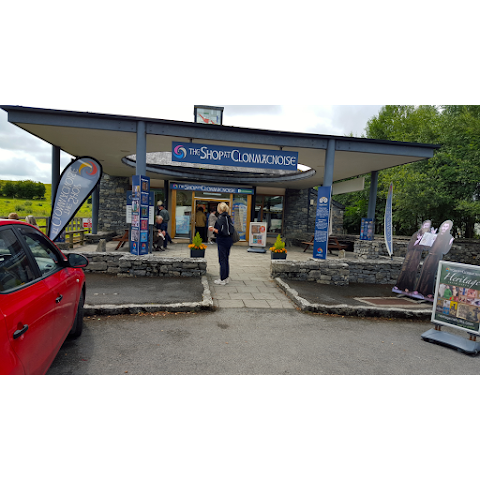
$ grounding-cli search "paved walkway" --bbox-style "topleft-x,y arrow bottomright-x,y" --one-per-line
207,245 -> 295,310
74,239 -> 332,310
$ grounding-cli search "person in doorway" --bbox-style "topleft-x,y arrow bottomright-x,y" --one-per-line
157,202 -> 174,246
195,206 -> 207,242
209,202 -> 234,286
207,207 -> 217,244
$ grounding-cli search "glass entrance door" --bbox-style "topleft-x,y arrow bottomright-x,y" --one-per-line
192,199 -> 229,243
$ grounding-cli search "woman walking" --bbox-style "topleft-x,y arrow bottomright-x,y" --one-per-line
209,202 -> 233,286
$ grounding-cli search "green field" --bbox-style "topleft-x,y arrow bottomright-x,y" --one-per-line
0,184 -> 92,219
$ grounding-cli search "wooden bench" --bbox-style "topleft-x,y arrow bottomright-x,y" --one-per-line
302,235 -> 348,255
113,230 -> 129,250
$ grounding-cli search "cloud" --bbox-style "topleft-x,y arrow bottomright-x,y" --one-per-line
222,105 -> 283,116
330,105 -> 383,137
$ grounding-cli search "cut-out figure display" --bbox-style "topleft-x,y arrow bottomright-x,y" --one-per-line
393,220 -> 432,294
414,220 -> 454,300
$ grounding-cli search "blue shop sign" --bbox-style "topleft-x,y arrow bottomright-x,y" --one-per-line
171,183 -> 254,195
172,141 -> 298,171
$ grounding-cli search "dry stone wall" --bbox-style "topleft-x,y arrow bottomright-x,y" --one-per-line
74,252 -> 206,278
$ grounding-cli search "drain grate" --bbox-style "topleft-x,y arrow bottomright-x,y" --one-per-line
355,297 -> 426,307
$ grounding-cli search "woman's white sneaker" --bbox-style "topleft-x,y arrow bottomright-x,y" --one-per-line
214,279 -> 226,286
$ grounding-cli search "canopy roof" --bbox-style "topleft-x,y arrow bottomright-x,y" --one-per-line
1,106 -> 440,189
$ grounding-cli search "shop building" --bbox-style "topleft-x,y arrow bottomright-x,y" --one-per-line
1,106 -> 440,245
96,152 -> 346,243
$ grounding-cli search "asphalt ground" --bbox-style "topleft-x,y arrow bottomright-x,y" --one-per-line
85,273 -> 204,306
47,308 -> 480,375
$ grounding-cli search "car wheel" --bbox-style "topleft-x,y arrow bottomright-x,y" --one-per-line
68,291 -> 84,339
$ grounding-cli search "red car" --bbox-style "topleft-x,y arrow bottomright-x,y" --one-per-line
0,219 -> 88,374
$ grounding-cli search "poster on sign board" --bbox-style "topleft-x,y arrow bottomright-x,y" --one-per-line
249,223 -> 267,248
432,261 -> 480,334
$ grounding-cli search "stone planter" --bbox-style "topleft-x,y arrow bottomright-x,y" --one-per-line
190,249 -> 205,258
271,252 -> 287,260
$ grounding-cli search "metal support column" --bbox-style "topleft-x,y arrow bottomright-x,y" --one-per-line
51,146 -> 61,208
367,171 -> 379,220
323,139 -> 336,187
92,185 -> 100,234
136,121 -> 147,177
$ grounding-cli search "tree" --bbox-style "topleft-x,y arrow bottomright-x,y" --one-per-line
2,181 -> 16,198
334,105 -> 480,237
0,180 -> 46,199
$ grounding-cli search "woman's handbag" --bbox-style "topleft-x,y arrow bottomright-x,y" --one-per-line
228,217 -> 241,243
231,227 -> 240,243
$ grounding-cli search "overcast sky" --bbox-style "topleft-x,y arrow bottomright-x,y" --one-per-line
0,105 -> 383,183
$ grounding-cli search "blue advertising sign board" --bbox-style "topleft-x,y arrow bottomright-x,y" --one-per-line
384,183 -> 394,256
313,186 -> 332,260
171,182 -> 254,195
360,218 -> 374,241
172,142 -> 298,171
49,157 -> 103,241
130,175 -> 150,256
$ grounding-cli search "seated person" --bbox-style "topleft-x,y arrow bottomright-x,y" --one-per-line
153,216 -> 167,251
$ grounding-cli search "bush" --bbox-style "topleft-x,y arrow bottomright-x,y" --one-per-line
270,235 -> 287,253
14,203 -> 26,212
1,180 -> 46,199
189,232 -> 207,250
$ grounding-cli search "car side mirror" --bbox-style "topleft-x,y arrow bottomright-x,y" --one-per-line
67,253 -> 89,268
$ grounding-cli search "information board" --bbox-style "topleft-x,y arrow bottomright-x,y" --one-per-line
130,176 -> 150,256
432,261 -> 480,334
313,186 -> 332,260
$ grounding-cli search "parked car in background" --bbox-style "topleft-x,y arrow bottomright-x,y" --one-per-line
0,219 -> 88,374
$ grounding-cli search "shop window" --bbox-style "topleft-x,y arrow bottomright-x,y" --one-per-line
152,189 -> 165,211
175,191 -> 192,238
254,195 -> 284,235
232,195 -> 248,241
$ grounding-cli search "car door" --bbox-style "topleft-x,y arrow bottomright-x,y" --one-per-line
17,225 -> 78,355
0,225 -> 56,375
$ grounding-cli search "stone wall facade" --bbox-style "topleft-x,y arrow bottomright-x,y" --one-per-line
284,188 -> 344,245
78,252 -> 206,277
98,174 -> 130,233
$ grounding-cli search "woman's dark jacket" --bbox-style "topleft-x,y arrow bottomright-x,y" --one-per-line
214,213 -> 234,238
